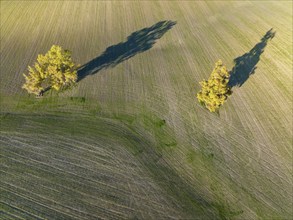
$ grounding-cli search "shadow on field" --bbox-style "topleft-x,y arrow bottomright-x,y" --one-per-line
229,28 -> 275,87
77,20 -> 176,81
120,123 -> 219,218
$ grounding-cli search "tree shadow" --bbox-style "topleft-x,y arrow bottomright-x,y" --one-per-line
77,20 -> 177,81
228,28 -> 276,87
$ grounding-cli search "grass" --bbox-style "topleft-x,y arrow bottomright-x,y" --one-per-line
0,1 -> 292,219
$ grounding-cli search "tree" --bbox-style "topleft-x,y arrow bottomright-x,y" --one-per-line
22,45 -> 77,96
197,60 -> 232,112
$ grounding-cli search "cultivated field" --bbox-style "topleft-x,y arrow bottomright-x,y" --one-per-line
0,1 -> 292,219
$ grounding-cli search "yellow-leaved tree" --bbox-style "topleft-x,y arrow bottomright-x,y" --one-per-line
197,60 -> 232,112
22,45 -> 77,96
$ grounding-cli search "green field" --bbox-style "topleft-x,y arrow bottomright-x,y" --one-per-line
0,1 -> 292,219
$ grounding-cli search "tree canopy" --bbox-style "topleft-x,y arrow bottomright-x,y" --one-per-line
22,45 -> 77,96
197,60 -> 232,112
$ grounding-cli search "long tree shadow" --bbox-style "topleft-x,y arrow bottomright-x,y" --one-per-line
77,20 -> 176,81
229,28 -> 275,87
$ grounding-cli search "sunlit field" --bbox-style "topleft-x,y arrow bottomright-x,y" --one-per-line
1,1 -> 292,219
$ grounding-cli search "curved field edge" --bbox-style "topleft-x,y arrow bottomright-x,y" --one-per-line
0,107 -> 291,219
0,111 -> 227,219
1,1 -> 292,219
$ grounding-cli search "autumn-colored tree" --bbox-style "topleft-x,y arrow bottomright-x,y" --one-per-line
197,60 -> 232,112
22,45 -> 77,96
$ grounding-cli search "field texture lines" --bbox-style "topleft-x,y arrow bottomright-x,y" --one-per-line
1,1 -> 292,219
